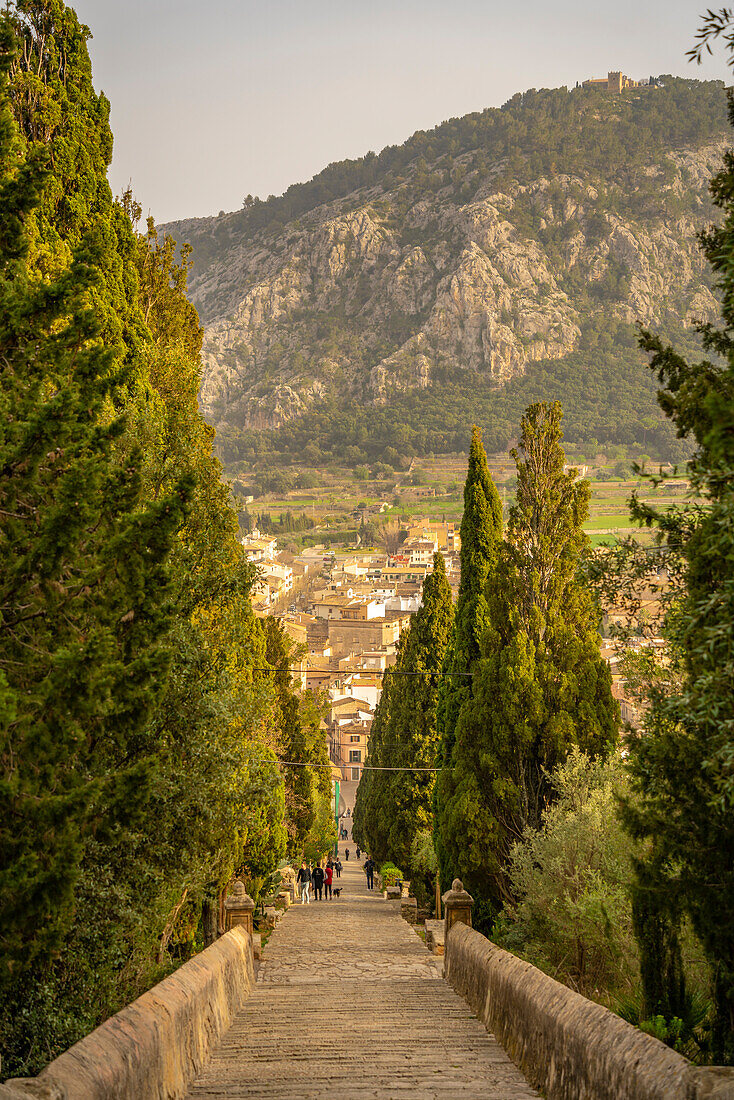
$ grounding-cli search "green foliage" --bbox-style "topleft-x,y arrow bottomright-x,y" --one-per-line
263,617 -> 330,857
410,829 -> 438,879
352,554 -> 453,873
409,828 -> 439,910
617,991 -> 711,1063
0,14 -> 187,995
435,406 -> 618,920
378,863 -> 404,888
0,2 -> 295,1075
433,427 -> 502,893
619,87 -> 734,1062
300,786 -> 337,864
498,750 -> 636,999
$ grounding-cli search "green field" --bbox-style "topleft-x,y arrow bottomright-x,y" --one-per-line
239,457 -> 694,551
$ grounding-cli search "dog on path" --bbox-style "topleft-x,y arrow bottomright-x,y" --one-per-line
333,887 -> 342,899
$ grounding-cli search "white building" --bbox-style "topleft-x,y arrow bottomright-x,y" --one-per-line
264,562 -> 293,598
241,530 -> 278,563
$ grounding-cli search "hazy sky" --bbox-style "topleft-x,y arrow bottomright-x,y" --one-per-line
71,1 -> 731,225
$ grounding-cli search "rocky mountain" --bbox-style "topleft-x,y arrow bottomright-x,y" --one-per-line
163,78 -> 729,467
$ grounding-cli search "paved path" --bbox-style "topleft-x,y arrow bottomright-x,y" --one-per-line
186,844 -> 539,1099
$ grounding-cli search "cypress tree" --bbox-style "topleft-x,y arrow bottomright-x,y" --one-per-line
352,680 -> 387,858
264,617 -> 331,857
477,403 -> 617,907
435,404 -> 617,921
353,554 -> 453,872
433,427 -> 502,888
619,76 -> 734,1057
0,18 -> 186,992
1,2 -> 294,1071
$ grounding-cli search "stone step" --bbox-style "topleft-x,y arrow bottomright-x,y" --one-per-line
185,847 -> 539,1099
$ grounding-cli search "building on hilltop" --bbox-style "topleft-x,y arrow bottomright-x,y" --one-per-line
582,71 -> 644,94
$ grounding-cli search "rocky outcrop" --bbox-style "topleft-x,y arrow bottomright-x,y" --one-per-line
166,124 -> 725,436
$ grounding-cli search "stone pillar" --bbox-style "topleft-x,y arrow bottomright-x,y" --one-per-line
223,879 -> 255,936
400,879 -> 411,898
442,878 -> 473,943
401,897 -> 418,925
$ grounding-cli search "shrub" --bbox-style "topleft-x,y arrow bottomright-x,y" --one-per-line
378,862 -> 404,888
410,829 -> 439,912
496,748 -> 638,1001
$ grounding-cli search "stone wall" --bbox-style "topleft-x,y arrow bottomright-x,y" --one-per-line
445,922 -> 734,1100
0,927 -> 255,1100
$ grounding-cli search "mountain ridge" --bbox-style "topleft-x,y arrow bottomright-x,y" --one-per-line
162,78 -> 729,468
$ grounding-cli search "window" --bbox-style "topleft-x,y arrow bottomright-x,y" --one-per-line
350,735 -> 361,743
351,767 -> 361,781
349,750 -> 362,763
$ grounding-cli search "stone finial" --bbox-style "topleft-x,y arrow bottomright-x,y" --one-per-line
223,879 -> 255,936
442,878 -> 474,938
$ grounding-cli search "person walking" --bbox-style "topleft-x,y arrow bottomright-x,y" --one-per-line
335,857 -> 342,879
345,847 -> 350,861
364,856 -> 375,890
296,861 -> 312,904
356,844 -> 361,859
324,861 -> 333,899
312,861 -> 324,901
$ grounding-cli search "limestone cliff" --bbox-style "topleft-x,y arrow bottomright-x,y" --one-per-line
162,80 -> 728,452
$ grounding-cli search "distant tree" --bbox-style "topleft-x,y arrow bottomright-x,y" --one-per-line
353,555 -> 453,874
264,619 -> 330,858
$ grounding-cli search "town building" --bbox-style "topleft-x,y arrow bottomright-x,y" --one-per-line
241,531 -> 278,563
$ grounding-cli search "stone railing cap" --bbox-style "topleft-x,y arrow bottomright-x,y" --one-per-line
442,878 -> 474,905
224,878 -> 255,911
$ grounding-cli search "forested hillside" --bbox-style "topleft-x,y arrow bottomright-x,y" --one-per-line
163,78 -> 729,470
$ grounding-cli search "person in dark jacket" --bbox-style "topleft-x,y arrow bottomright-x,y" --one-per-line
345,848 -> 350,861
312,861 -> 325,900
363,856 -> 375,890
335,857 -> 342,878
296,861 -> 312,904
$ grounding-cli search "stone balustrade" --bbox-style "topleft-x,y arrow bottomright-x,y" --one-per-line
0,926 -> 255,1100
441,882 -> 734,1100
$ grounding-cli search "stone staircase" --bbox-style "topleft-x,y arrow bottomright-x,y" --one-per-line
185,847 -> 539,1099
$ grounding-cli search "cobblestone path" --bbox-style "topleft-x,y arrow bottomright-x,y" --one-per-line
186,844 -> 539,1099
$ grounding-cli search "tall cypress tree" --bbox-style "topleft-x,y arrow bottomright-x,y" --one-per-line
0,18 -> 186,991
1,2 -> 295,1072
435,406 -> 617,922
465,403 -> 617,911
264,617 -> 330,858
352,554 -> 453,870
433,427 -> 502,889
352,692 -> 386,857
